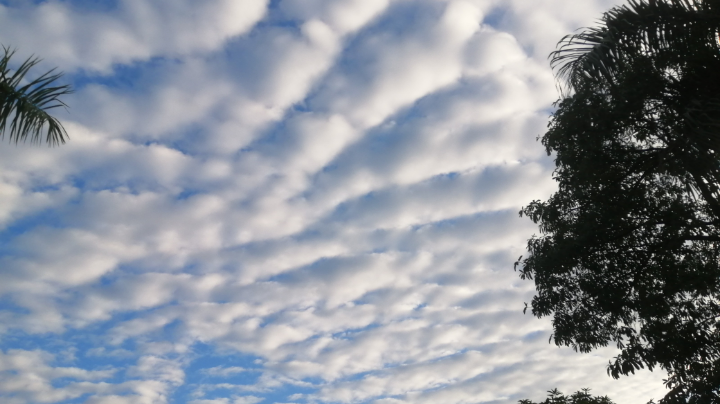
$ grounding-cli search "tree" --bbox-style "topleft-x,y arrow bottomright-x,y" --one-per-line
0,46 -> 71,145
519,388 -> 615,404
515,0 -> 720,402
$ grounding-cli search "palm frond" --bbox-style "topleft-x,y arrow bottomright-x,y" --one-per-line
0,46 -> 72,145
550,0 -> 720,95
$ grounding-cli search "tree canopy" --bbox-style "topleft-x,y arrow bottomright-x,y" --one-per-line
516,0 -> 720,402
0,46 -> 71,145
519,388 -> 615,404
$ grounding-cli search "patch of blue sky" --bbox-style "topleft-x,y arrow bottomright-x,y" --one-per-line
0,294 -> 29,313
184,343 -> 264,372
173,343 -> 271,401
352,0 -> 446,41
42,396 -> 86,404
299,4 -> 457,111
317,170 -> 487,228
291,100 -> 312,114
238,114 -> 295,154
351,290 -> 426,315
257,0 -> 305,33
54,0 -> 119,12
67,56 -> 177,91
482,5 -> 509,29
65,175 -> 168,196
481,248 -> 524,272
186,356 -> 261,382
264,254 -> 358,284
322,195 -> 370,222
522,330 -> 547,343
0,330 -> 137,373
0,208 -> 69,249
144,123 -> 214,158
219,20 -> 309,94
58,175 -> 114,192
172,188 -> 205,201
412,208 -> 514,231
203,382 -> 317,404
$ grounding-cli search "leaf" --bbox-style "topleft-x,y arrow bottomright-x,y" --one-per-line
0,45 -> 72,145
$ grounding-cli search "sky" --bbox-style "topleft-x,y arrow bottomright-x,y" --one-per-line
0,1 -> 670,403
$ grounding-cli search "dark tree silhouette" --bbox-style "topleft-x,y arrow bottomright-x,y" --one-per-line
516,1 -> 720,402
0,46 -> 71,145
520,388 -> 615,404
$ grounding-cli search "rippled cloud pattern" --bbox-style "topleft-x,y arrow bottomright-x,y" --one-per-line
0,1 -> 667,403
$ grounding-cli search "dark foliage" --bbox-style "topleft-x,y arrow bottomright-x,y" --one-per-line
0,46 -> 71,145
519,388 -> 615,404
516,1 -> 720,402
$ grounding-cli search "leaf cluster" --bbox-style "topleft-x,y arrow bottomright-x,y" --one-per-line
519,388 -> 615,404
0,46 -> 71,145
516,1 -> 720,402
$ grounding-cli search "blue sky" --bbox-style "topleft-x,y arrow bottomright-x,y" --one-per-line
0,1 -> 668,403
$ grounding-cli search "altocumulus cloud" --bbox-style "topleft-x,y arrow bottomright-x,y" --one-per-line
0,0 -> 668,403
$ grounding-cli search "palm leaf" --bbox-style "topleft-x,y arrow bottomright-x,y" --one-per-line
0,46 -> 72,145
550,0 -> 720,94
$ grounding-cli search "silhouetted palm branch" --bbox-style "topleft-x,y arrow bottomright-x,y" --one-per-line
550,0 -> 720,94
0,46 -> 72,145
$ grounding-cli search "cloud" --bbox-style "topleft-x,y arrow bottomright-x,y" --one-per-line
203,366 -> 250,377
310,1 -> 484,128
128,356 -> 185,386
278,0 -> 392,36
0,349 -> 115,404
0,0 -> 269,72
189,396 -> 263,404
0,1 -> 672,403
485,0 -> 626,60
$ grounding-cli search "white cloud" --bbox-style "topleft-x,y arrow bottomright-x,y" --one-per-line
311,1 -> 484,128
128,356 -> 185,386
485,0 -> 626,60
189,396 -> 263,404
203,366 -> 250,377
189,396 -> 264,404
279,0 -> 393,35
0,1 -> 672,404
0,349 -> 115,404
0,0 -> 269,72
